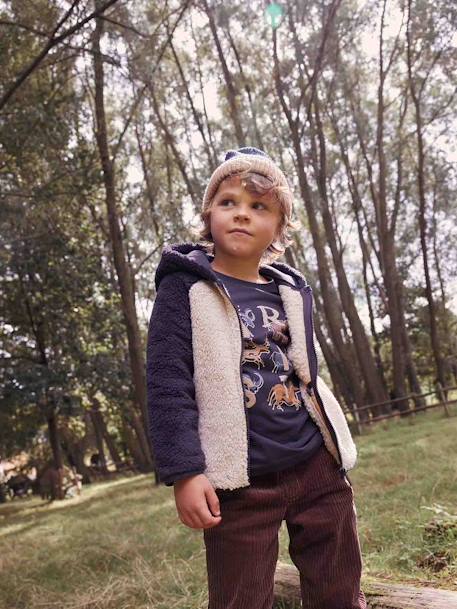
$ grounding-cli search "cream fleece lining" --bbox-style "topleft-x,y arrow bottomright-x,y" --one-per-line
189,279 -> 356,490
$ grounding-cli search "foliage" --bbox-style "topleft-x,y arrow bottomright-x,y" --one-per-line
0,0 -> 456,468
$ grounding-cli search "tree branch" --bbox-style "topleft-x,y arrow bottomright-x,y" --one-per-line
0,0 -> 120,111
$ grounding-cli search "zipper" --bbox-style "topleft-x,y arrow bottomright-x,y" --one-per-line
215,280 -> 251,483
303,285 -> 346,476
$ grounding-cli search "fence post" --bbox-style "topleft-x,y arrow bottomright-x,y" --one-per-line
436,382 -> 450,418
354,404 -> 363,436
408,393 -> 416,424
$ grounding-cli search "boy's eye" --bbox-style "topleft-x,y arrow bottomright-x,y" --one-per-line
219,199 -> 267,210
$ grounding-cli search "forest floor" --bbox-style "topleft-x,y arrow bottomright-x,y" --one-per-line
1,406 -> 456,609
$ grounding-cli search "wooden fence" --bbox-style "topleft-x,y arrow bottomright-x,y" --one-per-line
343,383 -> 457,435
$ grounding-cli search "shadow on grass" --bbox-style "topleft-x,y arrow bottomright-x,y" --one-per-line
0,474 -> 171,539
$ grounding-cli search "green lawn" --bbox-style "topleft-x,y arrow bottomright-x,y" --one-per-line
1,408 -> 456,609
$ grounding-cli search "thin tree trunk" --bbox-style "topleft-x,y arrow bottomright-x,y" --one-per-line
121,415 -> 146,470
146,80 -> 200,208
376,1 -> 416,411
326,93 -> 389,406
310,92 -> 389,412
189,16 -> 218,167
406,0 -> 447,391
431,170 -> 452,395
201,0 -> 244,145
134,123 -> 162,240
168,35 -> 216,171
102,426 -> 122,469
47,409 -> 64,470
222,24 -> 265,150
88,396 -> 122,468
92,3 -> 152,470
89,408 -> 109,475
291,234 -> 364,416
273,23 -> 366,413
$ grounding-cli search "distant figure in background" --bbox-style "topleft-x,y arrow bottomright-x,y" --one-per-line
6,473 -> 33,499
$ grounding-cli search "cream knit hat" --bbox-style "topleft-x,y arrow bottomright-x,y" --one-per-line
201,147 -> 293,217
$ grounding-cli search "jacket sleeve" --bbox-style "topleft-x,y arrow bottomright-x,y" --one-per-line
146,273 -> 206,486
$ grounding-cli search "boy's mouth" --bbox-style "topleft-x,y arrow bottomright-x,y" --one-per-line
229,228 -> 252,236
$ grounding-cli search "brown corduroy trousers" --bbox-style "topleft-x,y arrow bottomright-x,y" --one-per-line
203,444 -> 367,609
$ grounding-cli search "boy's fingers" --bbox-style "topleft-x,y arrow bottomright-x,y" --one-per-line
190,504 -> 219,529
205,486 -> 221,517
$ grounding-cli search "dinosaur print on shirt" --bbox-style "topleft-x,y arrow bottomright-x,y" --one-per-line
214,270 -> 323,476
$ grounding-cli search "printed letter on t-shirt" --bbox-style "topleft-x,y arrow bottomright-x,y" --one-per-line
257,305 -> 280,328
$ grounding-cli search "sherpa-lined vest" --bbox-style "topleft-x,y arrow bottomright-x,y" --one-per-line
146,243 -> 357,491
189,278 -> 356,490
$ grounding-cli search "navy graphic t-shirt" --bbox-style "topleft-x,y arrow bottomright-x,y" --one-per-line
214,270 -> 323,477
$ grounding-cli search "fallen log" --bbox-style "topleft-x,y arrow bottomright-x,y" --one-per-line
274,562 -> 457,608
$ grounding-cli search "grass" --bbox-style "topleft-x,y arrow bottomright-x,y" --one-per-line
352,407 -> 457,591
1,407 -> 456,609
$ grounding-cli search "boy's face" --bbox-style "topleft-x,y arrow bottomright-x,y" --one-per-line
209,175 -> 282,262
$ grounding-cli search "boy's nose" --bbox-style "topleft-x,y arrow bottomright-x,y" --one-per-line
234,212 -> 249,220
234,207 -> 251,220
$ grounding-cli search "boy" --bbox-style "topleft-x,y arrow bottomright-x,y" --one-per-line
147,147 -> 366,609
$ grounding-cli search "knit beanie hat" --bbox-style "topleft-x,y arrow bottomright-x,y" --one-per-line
201,146 -> 293,218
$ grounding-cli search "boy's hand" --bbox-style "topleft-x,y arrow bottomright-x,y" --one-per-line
173,474 -> 222,529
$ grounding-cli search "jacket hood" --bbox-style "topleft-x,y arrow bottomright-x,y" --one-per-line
154,242 -> 308,291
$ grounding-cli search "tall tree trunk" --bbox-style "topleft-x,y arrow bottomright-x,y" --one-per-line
103,426 -> 122,469
89,395 -> 122,469
146,80 -> 200,208
406,0 -> 447,392
190,16 -> 218,167
201,0 -> 244,145
222,24 -> 265,150
89,408 -> 109,475
47,408 -> 64,470
327,92 -> 390,408
121,415 -> 146,470
92,3 -> 153,471
431,171 -> 453,395
168,35 -> 216,171
61,439 -> 93,484
59,413 -> 94,484
375,0 -> 422,411
310,92 -> 389,411
284,246 -> 355,413
273,29 -> 366,413
291,234 -> 367,419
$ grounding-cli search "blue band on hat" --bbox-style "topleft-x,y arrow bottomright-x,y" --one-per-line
224,147 -> 271,162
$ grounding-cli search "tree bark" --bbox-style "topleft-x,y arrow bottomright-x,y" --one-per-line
89,406 -> 109,475
120,415 -> 146,470
89,396 -> 122,468
310,91 -> 389,412
272,4 -> 368,415
273,562 -> 457,609
291,235 -> 366,419
201,0 -> 244,145
373,1 -> 423,411
92,2 -> 153,470
406,0 -> 447,392
47,409 -> 64,470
